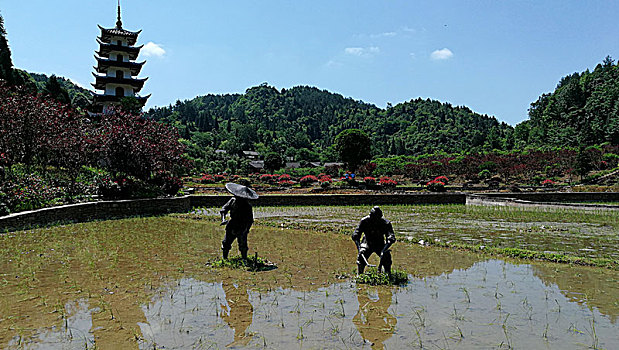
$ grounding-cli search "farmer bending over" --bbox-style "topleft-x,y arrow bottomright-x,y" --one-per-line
220,182 -> 258,260
352,206 -> 396,275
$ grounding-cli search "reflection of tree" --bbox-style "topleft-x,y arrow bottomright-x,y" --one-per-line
353,285 -> 396,349
532,264 -> 619,323
220,282 -> 254,347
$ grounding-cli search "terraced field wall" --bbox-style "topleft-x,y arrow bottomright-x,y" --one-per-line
2,192 -> 617,232
0,193 -> 465,232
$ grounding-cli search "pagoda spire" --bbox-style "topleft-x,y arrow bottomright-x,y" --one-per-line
116,0 -> 123,29
91,0 -> 150,113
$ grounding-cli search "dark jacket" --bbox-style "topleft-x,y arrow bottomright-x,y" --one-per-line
221,197 -> 254,230
352,215 -> 396,249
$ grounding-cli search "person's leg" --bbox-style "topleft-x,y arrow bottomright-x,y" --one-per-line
238,231 -> 248,260
381,250 -> 393,276
356,248 -> 371,274
221,229 -> 237,259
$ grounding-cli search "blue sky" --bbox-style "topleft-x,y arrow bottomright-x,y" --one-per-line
3,1 -> 618,125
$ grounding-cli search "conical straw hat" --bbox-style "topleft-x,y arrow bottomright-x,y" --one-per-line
225,182 -> 259,199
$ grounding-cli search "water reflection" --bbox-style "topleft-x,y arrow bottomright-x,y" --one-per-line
133,260 -> 618,349
6,300 -> 95,350
137,280 -> 233,349
220,282 -> 253,347
532,263 -> 619,323
353,285 -> 396,349
7,260 -> 618,349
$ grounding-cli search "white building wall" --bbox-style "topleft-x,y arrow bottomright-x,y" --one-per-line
104,84 -> 135,96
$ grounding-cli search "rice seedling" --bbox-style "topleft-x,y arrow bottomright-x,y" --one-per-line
587,317 -> 599,349
460,287 -> 470,303
207,255 -> 276,272
354,268 -> 409,286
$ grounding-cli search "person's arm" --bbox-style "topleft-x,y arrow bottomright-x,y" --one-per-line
220,197 -> 235,224
352,220 -> 364,251
386,221 -> 396,245
381,221 -> 396,253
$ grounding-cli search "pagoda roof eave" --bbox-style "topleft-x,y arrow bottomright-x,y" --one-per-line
94,56 -> 146,74
96,38 -> 143,50
98,24 -> 142,37
94,55 -> 145,66
93,92 -> 150,100
92,73 -> 148,91
92,72 -> 148,82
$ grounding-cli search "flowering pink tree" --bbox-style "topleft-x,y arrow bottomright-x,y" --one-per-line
93,110 -> 188,181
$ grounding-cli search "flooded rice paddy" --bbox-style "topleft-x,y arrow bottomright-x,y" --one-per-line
1,205 -> 618,349
224,205 -> 617,261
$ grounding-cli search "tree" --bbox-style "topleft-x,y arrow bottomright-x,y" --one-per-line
264,152 -> 285,173
94,110 -> 188,180
575,147 -> 593,180
42,75 -> 71,105
120,96 -> 143,114
334,129 -> 371,171
0,13 -> 15,85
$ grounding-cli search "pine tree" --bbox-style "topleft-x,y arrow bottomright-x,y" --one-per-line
0,12 -> 15,85
43,75 -> 71,105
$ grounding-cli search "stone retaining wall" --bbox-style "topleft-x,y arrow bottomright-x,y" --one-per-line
191,193 -> 466,208
3,192 -> 616,232
0,197 -> 192,232
0,193 -> 466,232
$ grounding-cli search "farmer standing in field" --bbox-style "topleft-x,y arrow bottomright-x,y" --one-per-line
220,182 -> 259,260
352,206 -> 396,275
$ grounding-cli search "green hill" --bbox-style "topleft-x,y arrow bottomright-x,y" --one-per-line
145,84 -> 514,165
25,72 -> 92,108
515,56 -> 619,148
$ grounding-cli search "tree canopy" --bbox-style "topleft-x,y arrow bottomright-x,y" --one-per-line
515,56 -> 619,148
144,84 -> 514,171
334,129 -> 371,171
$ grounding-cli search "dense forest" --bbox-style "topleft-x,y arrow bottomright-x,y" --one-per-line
144,84 -> 514,170
516,56 -> 619,147
27,72 -> 92,109
142,56 -> 619,173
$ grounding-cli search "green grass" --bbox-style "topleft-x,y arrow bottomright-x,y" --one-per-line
354,267 -> 409,286
423,239 -> 619,270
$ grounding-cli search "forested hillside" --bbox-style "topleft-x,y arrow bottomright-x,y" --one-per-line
515,56 -> 619,147
27,72 -> 92,108
145,84 -> 514,164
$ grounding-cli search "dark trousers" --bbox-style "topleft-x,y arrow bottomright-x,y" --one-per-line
357,246 -> 392,271
222,223 -> 251,256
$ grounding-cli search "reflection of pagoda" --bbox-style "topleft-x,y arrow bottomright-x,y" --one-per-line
91,2 -> 150,112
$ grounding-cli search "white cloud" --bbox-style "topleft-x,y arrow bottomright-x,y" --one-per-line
402,26 -> 416,34
370,31 -> 396,38
326,60 -> 343,68
344,46 -> 380,57
142,42 -> 166,57
430,48 -> 453,60
345,47 -> 364,56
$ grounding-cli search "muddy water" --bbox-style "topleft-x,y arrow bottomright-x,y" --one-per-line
198,205 -> 618,260
1,214 -> 618,349
134,260 -> 619,349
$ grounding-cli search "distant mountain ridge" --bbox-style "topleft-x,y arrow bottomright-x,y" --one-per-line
144,84 -> 514,161
25,71 -> 92,108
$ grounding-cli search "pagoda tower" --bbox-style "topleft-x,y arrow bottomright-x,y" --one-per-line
91,2 -> 150,112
